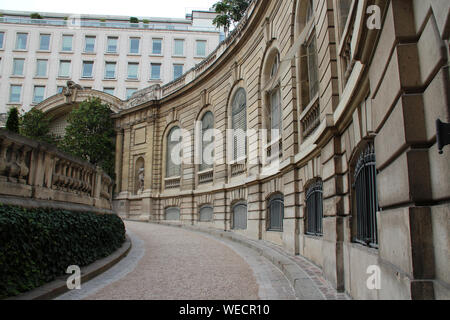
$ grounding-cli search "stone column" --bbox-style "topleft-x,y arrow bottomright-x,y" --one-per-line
114,128 -> 124,194
120,125 -> 131,195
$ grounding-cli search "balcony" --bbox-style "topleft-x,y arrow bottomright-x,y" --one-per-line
198,169 -> 213,184
165,176 -> 180,189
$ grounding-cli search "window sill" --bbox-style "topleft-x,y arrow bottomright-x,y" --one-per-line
350,240 -> 379,253
105,52 -> 119,56
149,78 -> 162,82
36,50 -> 51,53
127,53 -> 141,57
172,55 -> 186,58
10,75 -> 25,79
57,76 -> 71,80
60,51 -> 74,54
33,76 -> 48,80
13,49 -> 28,52
80,77 -> 94,81
7,102 -> 22,105
149,54 -> 163,57
266,229 -> 283,233
82,52 -> 97,55
103,78 -> 117,81
126,78 -> 140,82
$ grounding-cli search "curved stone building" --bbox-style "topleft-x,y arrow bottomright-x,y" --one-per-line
40,0 -> 450,300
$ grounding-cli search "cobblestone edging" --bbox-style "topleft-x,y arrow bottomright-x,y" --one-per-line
7,235 -> 132,300
154,222 -> 350,300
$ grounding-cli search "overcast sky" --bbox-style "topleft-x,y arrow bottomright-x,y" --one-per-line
0,0 -> 218,18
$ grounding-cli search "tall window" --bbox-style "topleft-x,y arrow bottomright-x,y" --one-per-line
174,39 -> 184,56
165,207 -> 180,221
58,60 -> 71,78
33,86 -> 45,104
306,34 -> 319,102
127,62 -> 139,79
337,0 -> 352,38
199,205 -> 213,222
84,36 -> 96,53
306,180 -> 323,236
12,58 -> 25,76
150,63 -> 161,80
82,61 -> 94,78
152,38 -> 162,55
232,88 -> 247,161
268,194 -> 284,231
196,40 -> 206,57
105,62 -> 116,79
232,202 -> 247,230
166,126 -> 182,178
9,85 -> 22,103
107,36 -> 118,53
200,112 -> 214,171
173,64 -> 183,80
39,34 -> 50,51
353,144 -> 379,247
62,35 -> 73,51
15,33 -> 28,50
103,87 -> 115,95
0,32 -> 4,49
269,88 -> 281,141
36,59 -> 48,77
129,37 -> 140,54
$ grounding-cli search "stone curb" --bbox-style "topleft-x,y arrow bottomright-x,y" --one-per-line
151,221 -> 326,300
7,235 -> 132,300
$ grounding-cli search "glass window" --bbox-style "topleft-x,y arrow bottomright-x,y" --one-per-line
84,36 -> 96,52
150,63 -> 161,80
129,37 -> 140,54
232,88 -> 247,160
200,111 -> 214,171
39,34 -> 50,51
232,202 -> 247,230
268,194 -> 284,231
82,61 -> 94,78
12,58 -> 25,76
15,33 -> 28,50
105,62 -> 116,79
57,86 -> 64,94
36,59 -> 48,77
338,0 -> 352,38
166,126 -> 182,177
307,35 -> 319,100
199,205 -> 213,222
196,40 -> 206,57
62,35 -> 73,51
107,36 -> 118,53
9,85 -> 22,103
173,64 -> 183,80
126,88 -> 137,99
174,39 -> 184,56
33,86 -> 45,103
270,89 -> 281,132
152,38 -> 162,55
0,32 -> 4,49
165,207 -> 180,221
59,60 -> 71,77
103,87 -> 115,95
306,180 -> 324,236
127,62 -> 139,79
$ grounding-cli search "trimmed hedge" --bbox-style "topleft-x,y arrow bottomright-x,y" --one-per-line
0,204 -> 126,299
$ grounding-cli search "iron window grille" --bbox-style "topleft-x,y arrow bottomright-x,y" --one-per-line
232,202 -> 247,230
268,194 -> 284,231
353,144 -> 379,248
306,180 -> 323,236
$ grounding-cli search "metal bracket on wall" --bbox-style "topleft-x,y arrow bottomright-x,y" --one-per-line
436,119 -> 450,154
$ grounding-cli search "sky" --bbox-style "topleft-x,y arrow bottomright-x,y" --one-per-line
0,0 -> 218,19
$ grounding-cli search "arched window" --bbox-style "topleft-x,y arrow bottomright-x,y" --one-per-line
166,126 -> 181,178
232,202 -> 247,230
268,194 -> 284,231
199,205 -> 213,222
165,207 -> 180,221
231,88 -> 247,161
353,144 -> 379,247
306,180 -> 323,236
200,111 -> 214,172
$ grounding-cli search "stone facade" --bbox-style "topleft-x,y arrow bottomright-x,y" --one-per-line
39,0 -> 450,300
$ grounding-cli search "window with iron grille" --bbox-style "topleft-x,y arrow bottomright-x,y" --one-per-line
232,88 -> 247,161
306,180 -> 323,236
200,111 -> 214,171
166,126 -> 181,178
199,205 -> 213,222
165,207 -> 180,221
353,144 -> 379,248
268,194 -> 284,231
232,202 -> 247,230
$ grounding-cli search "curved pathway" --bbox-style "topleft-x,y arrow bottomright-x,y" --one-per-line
57,221 -> 295,300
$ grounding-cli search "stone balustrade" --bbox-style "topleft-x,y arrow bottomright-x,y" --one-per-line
0,129 -> 114,213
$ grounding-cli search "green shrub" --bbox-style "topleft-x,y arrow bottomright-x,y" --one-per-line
0,204 -> 126,299
6,106 -> 20,134
129,17 -> 139,23
30,13 -> 43,19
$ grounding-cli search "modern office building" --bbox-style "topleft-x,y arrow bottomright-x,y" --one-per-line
0,9 -> 222,115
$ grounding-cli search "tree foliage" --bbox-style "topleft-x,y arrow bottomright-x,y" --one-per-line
59,97 -> 115,179
19,108 -> 58,144
212,0 -> 250,33
6,106 -> 20,133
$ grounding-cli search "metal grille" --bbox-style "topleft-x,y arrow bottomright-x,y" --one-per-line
353,144 -> 379,247
199,205 -> 213,222
268,194 -> 284,231
232,203 -> 247,230
306,180 -> 323,236
165,207 -> 180,221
